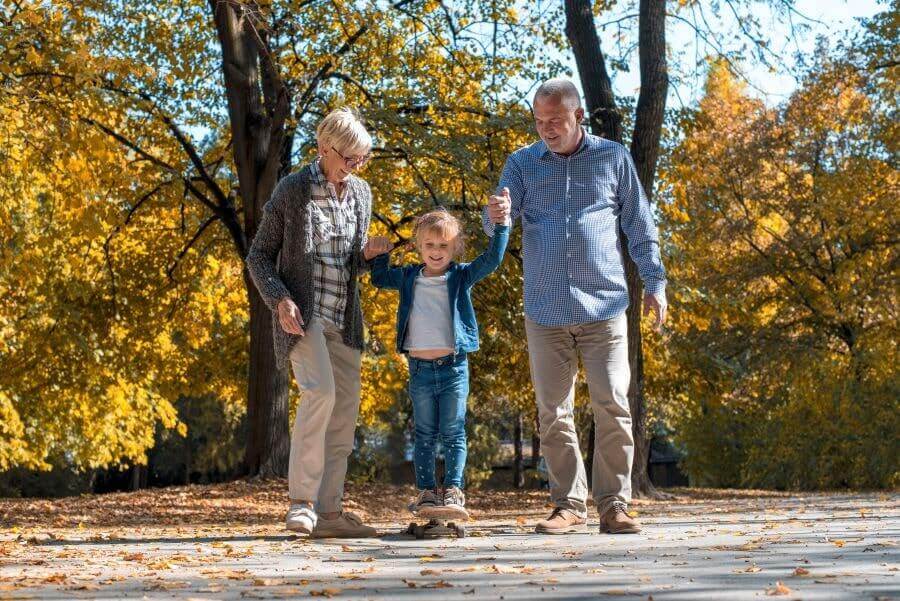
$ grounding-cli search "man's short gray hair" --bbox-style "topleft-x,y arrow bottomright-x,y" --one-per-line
534,78 -> 582,109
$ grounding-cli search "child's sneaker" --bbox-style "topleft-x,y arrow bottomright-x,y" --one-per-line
409,489 -> 442,516
438,486 -> 470,520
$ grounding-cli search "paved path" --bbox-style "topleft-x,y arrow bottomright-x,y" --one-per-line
2,492 -> 897,600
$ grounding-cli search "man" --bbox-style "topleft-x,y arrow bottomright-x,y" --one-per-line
484,78 -> 667,535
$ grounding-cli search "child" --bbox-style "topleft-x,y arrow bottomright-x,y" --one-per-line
363,208 -> 509,519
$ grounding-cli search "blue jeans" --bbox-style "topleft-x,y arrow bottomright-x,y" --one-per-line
407,353 -> 469,489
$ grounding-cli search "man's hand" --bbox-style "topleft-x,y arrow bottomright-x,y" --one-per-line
363,236 -> 394,260
277,297 -> 305,336
643,291 -> 668,333
488,187 -> 512,225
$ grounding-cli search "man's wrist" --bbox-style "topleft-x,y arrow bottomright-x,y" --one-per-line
644,281 -> 666,297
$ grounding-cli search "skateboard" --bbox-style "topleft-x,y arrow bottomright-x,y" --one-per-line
404,503 -> 469,539
405,518 -> 467,539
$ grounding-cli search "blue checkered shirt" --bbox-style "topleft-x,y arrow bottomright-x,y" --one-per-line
482,130 -> 666,327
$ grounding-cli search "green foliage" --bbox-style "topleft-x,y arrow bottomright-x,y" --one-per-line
464,421 -> 503,489
654,12 -> 899,490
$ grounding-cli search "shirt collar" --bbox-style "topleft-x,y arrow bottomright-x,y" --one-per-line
417,263 -> 455,278
311,158 -> 329,186
539,127 -> 591,160
312,158 -> 357,205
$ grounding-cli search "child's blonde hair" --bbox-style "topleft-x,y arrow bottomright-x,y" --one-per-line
413,208 -> 465,257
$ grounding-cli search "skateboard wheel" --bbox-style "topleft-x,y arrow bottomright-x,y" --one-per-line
455,525 -> 466,538
406,523 -> 416,535
414,524 -> 426,539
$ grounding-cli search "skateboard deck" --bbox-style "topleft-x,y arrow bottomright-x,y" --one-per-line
410,503 -> 470,521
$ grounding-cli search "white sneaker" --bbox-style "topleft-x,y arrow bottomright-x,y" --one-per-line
439,486 -> 469,520
286,504 -> 317,534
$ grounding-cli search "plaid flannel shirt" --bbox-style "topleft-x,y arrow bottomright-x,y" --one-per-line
309,159 -> 359,328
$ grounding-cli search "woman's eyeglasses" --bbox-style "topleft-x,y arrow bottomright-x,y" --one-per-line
332,146 -> 371,169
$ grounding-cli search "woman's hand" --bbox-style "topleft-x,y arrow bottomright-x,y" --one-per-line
363,236 -> 394,261
277,297 -> 305,336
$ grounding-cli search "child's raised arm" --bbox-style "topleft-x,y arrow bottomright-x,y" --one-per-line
462,223 -> 509,286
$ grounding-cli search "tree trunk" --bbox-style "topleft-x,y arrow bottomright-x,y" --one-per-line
184,428 -> 192,485
531,413 -> 541,468
564,0 -> 669,498
563,0 -> 623,141
130,464 -> 146,491
513,412 -> 524,488
627,0 -> 669,499
245,282 -> 291,476
585,420 -> 595,489
211,0 -> 292,477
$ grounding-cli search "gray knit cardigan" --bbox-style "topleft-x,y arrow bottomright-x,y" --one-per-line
245,163 -> 372,367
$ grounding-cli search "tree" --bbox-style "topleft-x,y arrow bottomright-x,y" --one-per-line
656,15 -> 898,489
0,0 -> 552,475
563,0 -> 668,497
209,0 -> 292,477
559,0 -> 812,496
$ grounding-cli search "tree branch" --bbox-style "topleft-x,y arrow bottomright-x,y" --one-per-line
166,214 -> 221,283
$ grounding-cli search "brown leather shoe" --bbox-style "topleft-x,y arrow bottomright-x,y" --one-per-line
599,503 -> 641,534
535,508 -> 587,534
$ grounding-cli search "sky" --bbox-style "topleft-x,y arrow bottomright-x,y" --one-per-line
562,0 -> 887,109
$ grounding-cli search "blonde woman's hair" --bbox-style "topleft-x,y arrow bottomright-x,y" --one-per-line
413,208 -> 465,257
316,107 -> 373,155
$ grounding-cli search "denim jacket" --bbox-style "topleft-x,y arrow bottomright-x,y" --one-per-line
370,224 -> 509,355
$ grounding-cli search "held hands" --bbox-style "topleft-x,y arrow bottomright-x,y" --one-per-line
363,236 -> 395,261
277,297 -> 305,336
488,187 -> 512,225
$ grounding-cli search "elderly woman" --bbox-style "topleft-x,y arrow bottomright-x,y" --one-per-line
246,108 -> 377,538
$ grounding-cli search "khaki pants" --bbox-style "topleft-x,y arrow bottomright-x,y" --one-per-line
288,319 -> 362,513
525,313 -> 633,517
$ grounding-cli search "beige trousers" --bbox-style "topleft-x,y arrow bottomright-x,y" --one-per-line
525,312 -> 634,517
288,319 -> 362,513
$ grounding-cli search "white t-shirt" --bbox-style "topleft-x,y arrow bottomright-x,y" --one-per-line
403,270 -> 454,351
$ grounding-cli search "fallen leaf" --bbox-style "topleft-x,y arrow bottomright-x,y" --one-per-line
66,583 -> 100,591
792,567 -> 810,577
419,553 -> 443,562
765,581 -> 792,596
